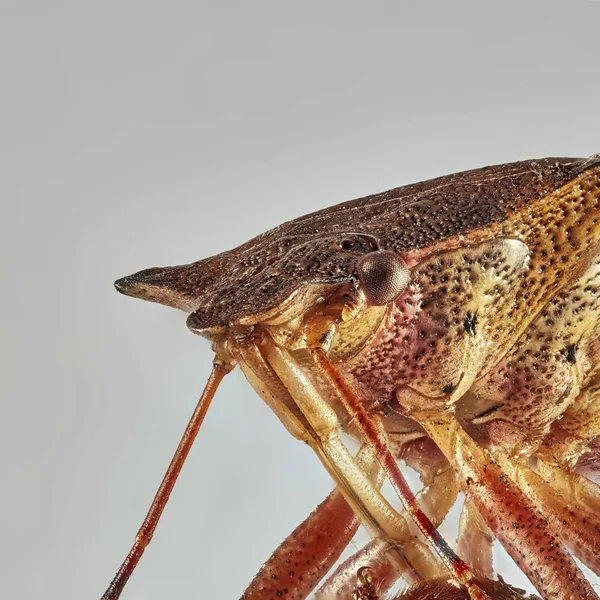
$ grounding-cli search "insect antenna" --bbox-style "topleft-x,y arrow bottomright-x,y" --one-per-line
100,360 -> 232,600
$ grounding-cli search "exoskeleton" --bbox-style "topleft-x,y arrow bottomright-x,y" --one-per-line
101,155 -> 600,600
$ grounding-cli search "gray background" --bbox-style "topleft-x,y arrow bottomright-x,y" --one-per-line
2,1 -> 600,598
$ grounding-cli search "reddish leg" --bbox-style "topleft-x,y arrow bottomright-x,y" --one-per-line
316,536 -> 401,599
419,411 -> 599,600
240,488 -> 359,600
101,363 -> 230,600
311,349 -> 489,600
317,444 -> 461,598
497,453 -> 600,576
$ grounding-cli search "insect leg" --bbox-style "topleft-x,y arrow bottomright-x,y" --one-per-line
496,452 -> 600,576
248,338 -> 443,583
400,437 -> 459,529
538,418 -> 600,516
315,537 -> 399,599
239,487 -> 360,600
100,361 -> 231,600
457,498 -> 494,580
538,456 -> 600,517
311,348 -> 489,600
236,344 -> 395,599
417,410 -> 599,600
316,458 -> 459,599
240,442 -> 385,599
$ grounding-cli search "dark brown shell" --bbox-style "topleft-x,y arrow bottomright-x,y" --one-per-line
114,155 -> 600,332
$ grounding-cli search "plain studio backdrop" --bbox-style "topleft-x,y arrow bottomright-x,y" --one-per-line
2,2 -> 600,599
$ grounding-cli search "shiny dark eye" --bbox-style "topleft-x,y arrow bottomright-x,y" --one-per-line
357,250 -> 409,305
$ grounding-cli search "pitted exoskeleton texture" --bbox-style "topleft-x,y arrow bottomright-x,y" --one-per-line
343,162 -> 600,456
115,156 -> 600,332
346,239 -> 530,401
469,253 -> 600,443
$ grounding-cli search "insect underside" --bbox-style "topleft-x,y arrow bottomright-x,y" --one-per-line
103,156 -> 600,600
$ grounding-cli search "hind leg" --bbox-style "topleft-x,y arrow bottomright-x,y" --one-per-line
400,436 -> 460,529
495,451 -> 600,576
240,487 -> 360,600
537,424 -> 600,517
457,498 -> 494,580
411,406 -> 598,600
315,537 -> 400,600
536,374 -> 600,514
317,446 -> 460,599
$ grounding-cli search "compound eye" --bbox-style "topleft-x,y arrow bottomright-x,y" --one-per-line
357,250 -> 409,306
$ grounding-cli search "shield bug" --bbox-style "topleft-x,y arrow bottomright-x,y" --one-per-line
101,155 -> 600,600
